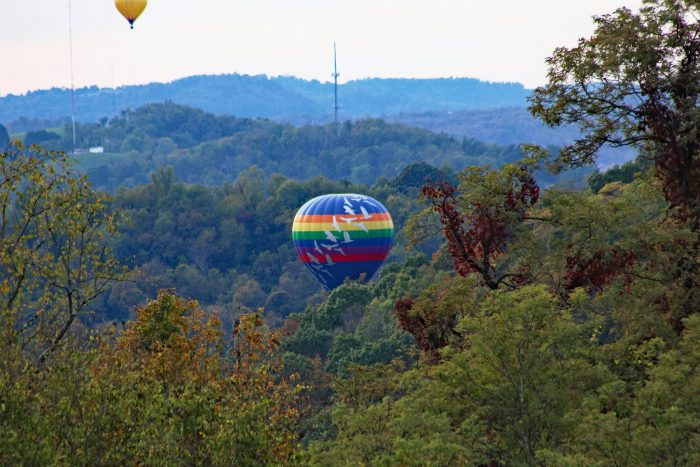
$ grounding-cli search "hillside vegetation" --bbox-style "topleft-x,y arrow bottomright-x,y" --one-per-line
4,0 -> 700,464
3,80 -> 635,168
22,102 -> 594,191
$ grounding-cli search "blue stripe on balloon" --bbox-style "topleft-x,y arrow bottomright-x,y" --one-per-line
304,260 -> 388,290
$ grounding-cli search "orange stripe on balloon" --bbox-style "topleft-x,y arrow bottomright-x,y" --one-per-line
293,212 -> 391,223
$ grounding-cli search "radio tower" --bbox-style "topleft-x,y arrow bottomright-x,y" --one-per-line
333,42 -> 340,126
68,0 -> 77,153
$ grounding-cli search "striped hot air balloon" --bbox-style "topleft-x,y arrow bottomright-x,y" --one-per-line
292,194 -> 394,290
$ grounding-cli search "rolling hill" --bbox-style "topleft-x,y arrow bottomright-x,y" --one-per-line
0,74 -> 530,126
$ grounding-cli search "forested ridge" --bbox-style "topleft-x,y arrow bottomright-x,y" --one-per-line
3,0 -> 700,465
3,75 -> 636,170
0,75 -> 529,124
13,101 -> 591,191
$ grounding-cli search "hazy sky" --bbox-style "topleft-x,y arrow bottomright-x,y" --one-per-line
1,0 -> 642,96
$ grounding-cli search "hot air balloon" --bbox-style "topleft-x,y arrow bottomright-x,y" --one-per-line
292,194 -> 394,290
115,0 -> 147,29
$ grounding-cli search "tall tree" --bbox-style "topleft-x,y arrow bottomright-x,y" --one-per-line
530,0 -> 700,225
411,161 -> 540,290
82,292 -> 301,465
0,143 -> 126,362
530,0 -> 700,330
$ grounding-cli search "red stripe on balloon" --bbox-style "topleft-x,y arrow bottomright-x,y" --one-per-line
297,252 -> 389,264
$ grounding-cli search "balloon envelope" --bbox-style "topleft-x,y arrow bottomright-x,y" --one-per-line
115,0 -> 147,28
292,194 -> 394,290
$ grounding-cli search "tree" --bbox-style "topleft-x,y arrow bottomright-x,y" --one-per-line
448,286 -> 612,465
0,291 -> 303,464
529,0 -> 700,225
389,162 -> 455,193
412,161 -> 540,290
544,314 -> 700,465
81,292 -> 301,464
307,286 -> 611,466
0,143 -> 126,362
587,158 -> 650,193
23,129 -> 61,148
0,124 -> 9,150
392,276 -> 479,361
530,0 -> 700,332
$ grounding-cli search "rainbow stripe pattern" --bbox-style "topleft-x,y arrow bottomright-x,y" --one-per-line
292,193 -> 394,290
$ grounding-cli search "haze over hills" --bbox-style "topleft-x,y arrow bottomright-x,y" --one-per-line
0,74 -> 530,125
387,108 -> 635,168
1,74 -> 635,167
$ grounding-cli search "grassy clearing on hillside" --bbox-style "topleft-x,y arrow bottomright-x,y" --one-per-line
72,152 -> 126,169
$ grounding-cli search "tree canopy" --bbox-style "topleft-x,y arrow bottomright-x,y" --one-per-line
530,0 -> 700,223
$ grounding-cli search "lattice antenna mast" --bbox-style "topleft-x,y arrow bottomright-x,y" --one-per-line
111,61 -> 117,120
333,42 -> 340,125
68,0 -> 77,153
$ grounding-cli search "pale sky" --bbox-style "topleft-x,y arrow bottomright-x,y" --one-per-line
1,0 -> 642,97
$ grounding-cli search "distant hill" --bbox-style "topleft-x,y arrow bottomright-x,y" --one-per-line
0,74 -> 530,126
272,77 -> 530,118
387,108 -> 576,147
1,75 -> 636,168
387,108 -> 637,168
20,102 -> 582,191
57,102 -> 527,191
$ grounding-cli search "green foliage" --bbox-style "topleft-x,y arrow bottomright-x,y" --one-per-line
58,103 -> 547,191
5,2 -> 700,459
452,286 -> 609,464
285,282 -> 374,362
530,0 -> 700,224
284,259 -> 441,373
1,138 -> 699,465
587,158 -> 651,193
541,314 -> 700,466
101,168 -> 423,322
297,144 -> 700,464
306,286 -> 610,465
0,143 -> 126,362
389,162 -> 457,194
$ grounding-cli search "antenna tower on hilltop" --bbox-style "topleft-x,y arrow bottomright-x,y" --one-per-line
68,0 -> 77,153
333,42 -> 340,126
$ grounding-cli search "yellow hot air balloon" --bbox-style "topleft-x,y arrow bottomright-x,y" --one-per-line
115,0 -> 147,29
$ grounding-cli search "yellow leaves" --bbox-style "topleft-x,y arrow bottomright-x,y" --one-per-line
0,280 -> 10,297
629,337 -> 667,368
596,181 -> 626,197
95,291 -> 300,435
1,144 -> 128,361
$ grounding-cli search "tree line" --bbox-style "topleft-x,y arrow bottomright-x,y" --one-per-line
0,75 -> 529,124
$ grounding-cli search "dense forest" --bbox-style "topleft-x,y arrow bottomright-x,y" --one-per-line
3,0 -> 700,464
97,164 -> 438,324
3,87 -> 634,170
14,102 -> 592,191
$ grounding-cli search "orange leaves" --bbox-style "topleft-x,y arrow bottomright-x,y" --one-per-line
97,291 -> 223,386
88,290 -> 301,463
420,165 -> 540,290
